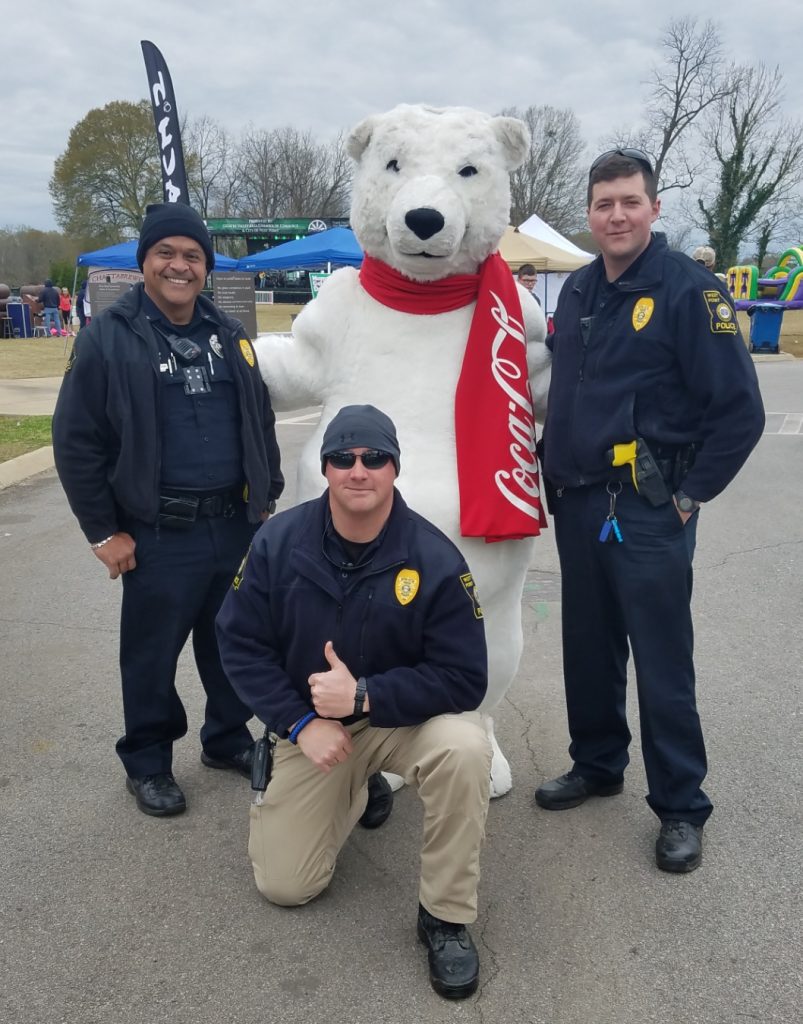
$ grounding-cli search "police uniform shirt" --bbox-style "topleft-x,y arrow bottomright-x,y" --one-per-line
142,293 -> 243,490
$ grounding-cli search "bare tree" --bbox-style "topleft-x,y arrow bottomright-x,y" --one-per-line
185,115 -> 243,219
273,128 -> 352,217
236,126 -> 352,219
237,127 -> 283,219
609,17 -> 733,194
695,64 -> 803,270
500,105 -> 586,233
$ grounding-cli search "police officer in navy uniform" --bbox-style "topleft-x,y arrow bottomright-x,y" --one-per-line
53,203 -> 284,817
216,405 -> 492,1000
534,150 -> 765,872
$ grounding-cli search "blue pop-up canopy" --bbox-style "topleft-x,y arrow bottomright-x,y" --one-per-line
76,239 -> 239,271
237,227 -> 363,271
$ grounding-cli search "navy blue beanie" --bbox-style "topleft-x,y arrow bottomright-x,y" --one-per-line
136,203 -> 214,272
320,405 -> 401,474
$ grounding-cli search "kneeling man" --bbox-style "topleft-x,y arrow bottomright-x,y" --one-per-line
216,404 -> 491,1000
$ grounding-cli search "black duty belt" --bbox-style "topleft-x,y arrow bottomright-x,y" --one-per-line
158,486 -> 241,528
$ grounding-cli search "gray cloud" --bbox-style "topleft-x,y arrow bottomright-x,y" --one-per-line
5,0 -> 802,231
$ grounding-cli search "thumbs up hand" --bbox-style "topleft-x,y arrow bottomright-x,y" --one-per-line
308,641 -> 357,718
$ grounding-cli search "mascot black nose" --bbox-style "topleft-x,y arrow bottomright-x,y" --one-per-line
405,207 -> 445,240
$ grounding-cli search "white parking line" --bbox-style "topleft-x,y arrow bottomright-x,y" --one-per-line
778,413 -> 803,434
277,413 -> 320,425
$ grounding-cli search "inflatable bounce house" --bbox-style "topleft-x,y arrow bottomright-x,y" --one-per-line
726,246 -> 803,352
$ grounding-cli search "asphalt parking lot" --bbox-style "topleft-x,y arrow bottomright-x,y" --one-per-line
0,363 -> 801,1023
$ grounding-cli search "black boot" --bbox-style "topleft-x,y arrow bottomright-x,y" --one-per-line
655,820 -> 703,872
200,743 -> 255,779
534,769 -> 624,810
417,903 -> 479,999
126,773 -> 186,816
358,772 -> 394,829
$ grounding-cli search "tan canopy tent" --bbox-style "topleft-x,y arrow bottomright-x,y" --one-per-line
498,226 -> 592,272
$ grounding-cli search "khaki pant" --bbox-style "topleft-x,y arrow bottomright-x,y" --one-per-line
248,712 -> 491,923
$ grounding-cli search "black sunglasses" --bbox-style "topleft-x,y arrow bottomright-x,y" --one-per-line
326,449 -> 393,470
590,148 -> 654,178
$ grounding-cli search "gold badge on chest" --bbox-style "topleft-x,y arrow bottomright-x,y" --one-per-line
394,569 -> 420,606
632,297 -> 655,332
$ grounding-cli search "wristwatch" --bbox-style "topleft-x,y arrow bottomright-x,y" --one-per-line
674,490 -> 701,514
354,676 -> 367,716
266,500 -> 277,515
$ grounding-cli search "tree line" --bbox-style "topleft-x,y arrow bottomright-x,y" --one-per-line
2,16 -> 800,287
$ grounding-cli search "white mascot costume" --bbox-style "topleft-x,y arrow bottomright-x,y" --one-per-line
254,104 -> 550,796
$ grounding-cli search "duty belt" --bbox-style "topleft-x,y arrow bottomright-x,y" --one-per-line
158,486 -> 241,527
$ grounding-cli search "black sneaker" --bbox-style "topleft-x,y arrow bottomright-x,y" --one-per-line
358,772 -> 394,829
200,743 -> 255,779
534,769 -> 624,810
126,773 -> 186,816
656,820 -> 703,873
417,903 -> 479,999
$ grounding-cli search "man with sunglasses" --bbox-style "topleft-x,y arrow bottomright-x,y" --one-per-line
534,150 -> 764,872
216,404 -> 492,999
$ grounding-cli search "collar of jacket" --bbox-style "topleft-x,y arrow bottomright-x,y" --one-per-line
290,489 -> 410,594
573,232 -> 668,297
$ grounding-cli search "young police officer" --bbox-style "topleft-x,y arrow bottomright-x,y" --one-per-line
53,203 -> 283,817
216,405 -> 491,999
535,150 -> 764,872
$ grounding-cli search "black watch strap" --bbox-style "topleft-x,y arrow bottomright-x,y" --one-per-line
354,676 -> 367,716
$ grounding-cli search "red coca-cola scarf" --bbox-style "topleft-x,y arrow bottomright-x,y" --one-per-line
359,253 -> 544,542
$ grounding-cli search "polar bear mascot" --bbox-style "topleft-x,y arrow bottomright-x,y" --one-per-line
254,104 -> 550,796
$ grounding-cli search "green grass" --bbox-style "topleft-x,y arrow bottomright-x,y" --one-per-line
0,415 -> 53,462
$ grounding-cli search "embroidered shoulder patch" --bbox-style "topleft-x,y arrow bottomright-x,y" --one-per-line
232,546 -> 252,591
631,297 -> 654,332
703,290 -> 737,335
460,572 -> 483,619
239,338 -> 255,366
394,569 -> 420,606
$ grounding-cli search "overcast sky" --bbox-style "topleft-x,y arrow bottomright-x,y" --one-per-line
5,0 -> 803,233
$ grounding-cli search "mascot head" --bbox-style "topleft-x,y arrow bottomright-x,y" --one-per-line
347,104 -> 529,282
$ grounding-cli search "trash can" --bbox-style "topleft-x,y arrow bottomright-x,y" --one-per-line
6,301 -> 32,338
748,303 -> 784,354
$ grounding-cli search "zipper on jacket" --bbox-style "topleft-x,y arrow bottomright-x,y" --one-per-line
358,589 -> 374,672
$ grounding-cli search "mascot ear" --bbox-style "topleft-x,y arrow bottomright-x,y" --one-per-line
347,116 -> 379,162
492,116 -> 531,172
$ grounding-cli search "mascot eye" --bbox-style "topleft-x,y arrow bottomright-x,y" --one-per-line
386,159 -> 400,172
459,165 -> 478,178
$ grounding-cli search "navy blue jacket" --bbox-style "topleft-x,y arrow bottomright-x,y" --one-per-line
544,235 -> 765,502
215,490 -> 488,738
52,284 -> 283,542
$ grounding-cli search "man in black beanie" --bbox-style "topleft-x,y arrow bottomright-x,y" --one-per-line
216,404 -> 492,1001
53,202 -> 283,818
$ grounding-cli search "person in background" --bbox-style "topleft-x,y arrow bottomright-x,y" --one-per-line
516,263 -> 541,306
692,245 -> 716,273
75,280 -> 88,330
59,287 -> 73,335
39,279 -> 64,336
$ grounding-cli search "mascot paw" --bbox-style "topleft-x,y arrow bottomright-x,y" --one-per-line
490,755 -> 513,798
485,717 -> 513,798
381,771 -> 405,792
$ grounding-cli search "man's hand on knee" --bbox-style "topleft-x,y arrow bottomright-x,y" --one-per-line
297,718 -> 353,773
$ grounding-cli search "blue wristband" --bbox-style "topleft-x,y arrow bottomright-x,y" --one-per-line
288,711 -> 317,744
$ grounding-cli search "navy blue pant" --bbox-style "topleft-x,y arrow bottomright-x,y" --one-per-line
116,511 -> 257,778
553,482 -> 712,825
